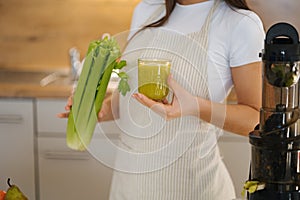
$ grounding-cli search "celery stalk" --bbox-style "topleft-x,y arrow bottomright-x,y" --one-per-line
66,37 -> 130,151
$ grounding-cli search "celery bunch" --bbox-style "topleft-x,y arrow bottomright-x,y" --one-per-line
67,37 -> 130,151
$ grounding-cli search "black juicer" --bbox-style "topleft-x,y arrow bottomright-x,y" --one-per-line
249,22 -> 300,200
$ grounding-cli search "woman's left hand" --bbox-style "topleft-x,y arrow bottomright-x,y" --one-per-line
132,75 -> 199,120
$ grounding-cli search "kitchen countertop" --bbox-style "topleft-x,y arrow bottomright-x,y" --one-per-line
0,69 -> 118,98
0,68 -> 236,101
0,82 -> 71,98
0,69 -> 73,98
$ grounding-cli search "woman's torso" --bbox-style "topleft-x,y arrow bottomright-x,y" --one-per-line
129,0 -> 264,102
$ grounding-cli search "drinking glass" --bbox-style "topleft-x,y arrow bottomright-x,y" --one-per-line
138,58 -> 171,100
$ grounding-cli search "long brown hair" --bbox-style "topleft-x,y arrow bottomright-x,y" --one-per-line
146,0 -> 249,28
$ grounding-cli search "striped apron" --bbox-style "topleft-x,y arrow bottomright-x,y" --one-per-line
109,1 -> 236,199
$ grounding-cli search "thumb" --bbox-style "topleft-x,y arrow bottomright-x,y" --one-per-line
167,74 -> 199,117
167,74 -> 184,96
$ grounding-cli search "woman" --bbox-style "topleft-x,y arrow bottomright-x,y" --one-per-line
60,0 -> 264,199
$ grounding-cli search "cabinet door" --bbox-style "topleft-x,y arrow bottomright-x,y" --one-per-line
36,98 -> 120,200
36,98 -> 121,137
0,98 -> 35,199
218,132 -> 251,199
38,137 -> 116,200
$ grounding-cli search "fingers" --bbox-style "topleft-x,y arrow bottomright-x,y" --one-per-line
161,98 -> 169,104
97,95 -> 113,122
65,96 -> 73,111
132,93 -> 169,119
133,74 -> 197,120
98,109 -> 106,120
57,95 -> 73,118
167,74 -> 184,98
132,75 -> 178,119
132,93 -> 154,106
57,112 -> 69,118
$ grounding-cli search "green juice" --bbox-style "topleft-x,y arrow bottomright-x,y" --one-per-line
138,59 -> 171,100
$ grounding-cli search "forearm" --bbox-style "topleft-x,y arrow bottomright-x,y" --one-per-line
132,69 -> 260,135
197,97 -> 259,136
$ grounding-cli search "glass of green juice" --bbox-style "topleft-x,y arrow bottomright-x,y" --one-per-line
138,58 -> 171,100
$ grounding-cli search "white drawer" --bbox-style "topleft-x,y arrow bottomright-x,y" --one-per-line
36,98 -> 68,134
36,98 -> 121,137
0,98 -> 36,200
38,137 -> 116,200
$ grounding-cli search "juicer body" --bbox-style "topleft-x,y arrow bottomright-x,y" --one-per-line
248,23 -> 300,200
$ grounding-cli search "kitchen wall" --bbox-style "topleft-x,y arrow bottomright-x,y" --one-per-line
247,0 -> 300,31
0,0 -> 299,72
0,0 -> 139,72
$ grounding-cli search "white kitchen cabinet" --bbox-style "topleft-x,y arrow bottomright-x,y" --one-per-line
218,132 -> 251,199
38,137 -> 117,200
0,98 -> 36,200
36,98 -> 120,200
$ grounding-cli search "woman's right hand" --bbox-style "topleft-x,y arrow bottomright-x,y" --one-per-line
97,92 -> 119,122
57,95 -> 73,118
57,91 -> 119,122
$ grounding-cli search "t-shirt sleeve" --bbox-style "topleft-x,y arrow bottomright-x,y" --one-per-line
128,1 -> 164,39
229,12 -> 265,67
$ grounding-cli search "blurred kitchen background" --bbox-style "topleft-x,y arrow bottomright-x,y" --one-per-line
0,0 -> 300,200
0,0 -> 299,72
0,0 -> 140,72
0,0 -> 300,70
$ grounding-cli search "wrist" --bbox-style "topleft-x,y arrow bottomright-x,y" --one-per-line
185,95 -> 201,117
196,97 -> 211,122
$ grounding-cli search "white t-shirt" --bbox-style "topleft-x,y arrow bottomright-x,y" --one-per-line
129,0 -> 265,102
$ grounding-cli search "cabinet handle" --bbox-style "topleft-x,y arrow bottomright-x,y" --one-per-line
0,115 -> 23,124
43,151 -> 90,160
